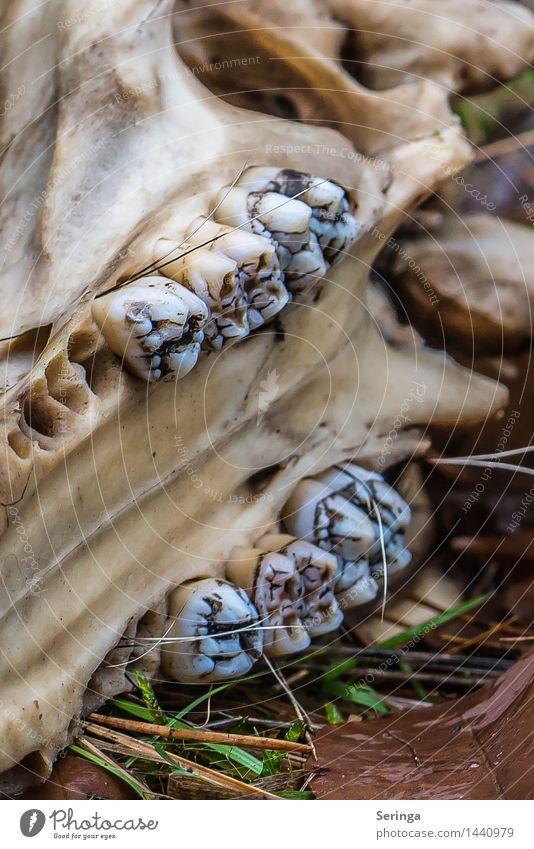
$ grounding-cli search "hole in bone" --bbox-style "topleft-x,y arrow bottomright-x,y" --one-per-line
246,463 -> 284,495
67,326 -> 101,363
339,28 -> 371,87
44,355 -> 91,415
7,429 -> 31,460
22,392 -> 65,439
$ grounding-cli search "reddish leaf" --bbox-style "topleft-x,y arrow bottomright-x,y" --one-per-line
309,651 -> 534,799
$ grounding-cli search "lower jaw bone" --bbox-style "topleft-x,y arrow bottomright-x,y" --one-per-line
160,578 -> 263,683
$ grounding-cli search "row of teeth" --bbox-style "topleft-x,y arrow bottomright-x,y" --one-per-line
158,465 -> 411,683
91,167 -> 358,381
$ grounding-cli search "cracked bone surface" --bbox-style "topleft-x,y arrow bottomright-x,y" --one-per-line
160,578 -> 263,683
0,0 -> 511,790
283,465 -> 413,605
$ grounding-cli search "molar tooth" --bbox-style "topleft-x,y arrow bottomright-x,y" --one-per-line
311,210 -> 359,263
226,547 -> 310,657
337,572 -> 380,608
283,479 -> 375,562
154,240 -> 249,350
284,233 -> 328,292
185,218 -> 290,329
160,578 -> 262,683
257,534 -> 343,637
213,187 -> 312,252
283,466 -> 413,599
91,277 -> 208,382
368,479 -> 412,531
240,167 -> 347,218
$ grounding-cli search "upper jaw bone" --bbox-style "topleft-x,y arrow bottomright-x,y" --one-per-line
160,578 -> 263,683
226,546 -> 311,657
257,534 -> 343,637
91,278 -> 208,382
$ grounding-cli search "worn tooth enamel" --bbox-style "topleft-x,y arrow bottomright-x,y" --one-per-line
91,278 -> 208,382
238,166 -> 358,263
284,233 -> 328,292
154,240 -> 249,350
282,464 -> 413,607
257,534 -> 343,637
368,479 -> 412,531
226,547 -> 310,656
185,218 -> 290,329
284,479 -> 376,562
240,167 -> 347,218
160,578 -> 262,683
337,574 -> 380,608
213,187 -> 312,252
311,210 -> 360,263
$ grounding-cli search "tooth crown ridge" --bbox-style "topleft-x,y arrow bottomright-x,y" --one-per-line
282,464 -> 413,603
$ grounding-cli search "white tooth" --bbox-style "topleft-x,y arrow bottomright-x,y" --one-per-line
284,466 -> 413,598
160,578 -> 262,683
283,479 -> 375,562
250,192 -> 311,249
282,479 -> 330,543
317,494 -> 376,563
318,212 -> 359,263
92,277 -> 208,382
154,239 -> 249,350
258,534 -> 343,637
274,169 -> 347,216
335,559 -> 370,593
284,233 -> 328,292
369,479 -> 412,531
236,166 -> 279,193
241,167 -> 347,218
337,573 -> 380,608
227,547 -> 310,657
185,218 -> 290,330
385,534 -> 412,573
214,188 -> 312,252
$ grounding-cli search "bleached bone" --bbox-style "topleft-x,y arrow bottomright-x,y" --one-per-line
0,0 -> 512,791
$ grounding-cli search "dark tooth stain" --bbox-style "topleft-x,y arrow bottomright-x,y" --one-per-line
274,317 -> 285,341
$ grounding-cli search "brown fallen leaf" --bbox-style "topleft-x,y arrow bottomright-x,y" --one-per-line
18,753 -> 135,801
309,650 -> 534,799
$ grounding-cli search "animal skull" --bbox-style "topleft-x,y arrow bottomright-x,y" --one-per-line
0,0 -> 518,791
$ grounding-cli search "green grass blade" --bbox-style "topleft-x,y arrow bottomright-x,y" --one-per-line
324,702 -> 344,725
376,593 -> 492,650
323,680 -> 389,715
